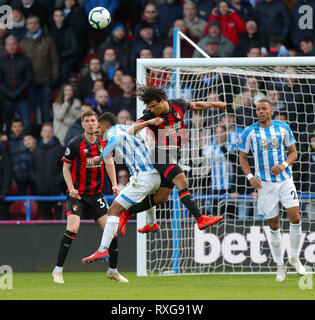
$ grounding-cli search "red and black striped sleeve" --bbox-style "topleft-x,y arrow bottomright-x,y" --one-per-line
62,136 -> 80,164
171,98 -> 193,113
137,109 -> 155,123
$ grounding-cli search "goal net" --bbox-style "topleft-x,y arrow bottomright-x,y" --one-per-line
136,57 -> 315,275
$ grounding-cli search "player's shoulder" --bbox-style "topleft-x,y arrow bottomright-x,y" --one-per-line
169,98 -> 190,108
271,120 -> 292,131
67,134 -> 83,148
242,122 -> 259,137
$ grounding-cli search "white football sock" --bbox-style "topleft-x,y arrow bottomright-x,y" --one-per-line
55,266 -> 63,273
270,228 -> 284,266
99,216 -> 119,252
146,207 -> 156,226
290,222 -> 302,260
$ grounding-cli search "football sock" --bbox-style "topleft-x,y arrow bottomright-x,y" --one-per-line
129,194 -> 155,216
56,230 -> 76,267
99,215 -> 119,252
289,222 -> 302,260
146,206 -> 157,226
108,235 -> 118,269
178,188 -> 202,219
270,228 -> 284,266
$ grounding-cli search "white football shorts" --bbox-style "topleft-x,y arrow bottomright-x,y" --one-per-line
257,177 -> 300,220
115,171 -> 161,209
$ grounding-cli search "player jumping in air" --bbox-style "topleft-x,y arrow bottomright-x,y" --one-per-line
118,84 -> 226,235
81,112 -> 162,263
52,110 -> 128,283
239,99 -> 307,282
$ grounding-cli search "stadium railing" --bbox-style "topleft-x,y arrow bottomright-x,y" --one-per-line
4,193 -> 315,221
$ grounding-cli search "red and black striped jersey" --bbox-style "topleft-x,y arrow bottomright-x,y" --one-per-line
138,99 -> 192,151
62,134 -> 107,195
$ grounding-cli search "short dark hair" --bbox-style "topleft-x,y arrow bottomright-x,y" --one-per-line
98,112 -> 118,126
81,110 -> 98,122
300,36 -> 313,44
135,83 -> 167,104
257,99 -> 272,107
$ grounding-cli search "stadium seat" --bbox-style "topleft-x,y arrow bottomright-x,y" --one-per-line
10,201 -> 39,220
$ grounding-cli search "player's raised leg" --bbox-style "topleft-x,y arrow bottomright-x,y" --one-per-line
52,213 -> 80,284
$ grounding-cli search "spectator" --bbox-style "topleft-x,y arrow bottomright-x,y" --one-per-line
266,86 -> 285,112
299,36 -> 315,56
129,21 -> 164,76
157,0 -> 183,32
246,45 -> 261,57
0,100 -> 9,140
165,19 -> 200,58
19,15 -> 59,124
63,104 -> 92,146
8,119 -> 32,195
203,125 -> 239,218
113,0 -> 142,32
83,79 -> 105,108
268,36 -> 289,57
254,0 -> 291,46
62,0 -> 88,62
244,76 -> 266,105
291,0 -> 315,49
273,111 -> 288,122
9,8 -> 27,41
30,122 -> 65,220
183,1 -> 207,39
97,22 -> 132,74
301,134 -> 315,219
101,47 -> 120,80
53,83 -> 81,146
94,89 -> 111,115
74,57 -> 109,102
17,0 -> 49,28
139,47 -> 154,59
163,46 -> 173,58
204,1 -> 246,47
106,68 -> 124,98
117,167 -> 130,191
133,2 -> 168,41
0,35 -> 33,128
233,89 -> 256,127
193,20 -> 234,57
22,131 -> 36,194
0,145 -> 12,220
111,75 -> 136,119
196,0 -> 216,21
117,109 -> 132,125
205,37 -> 220,57
228,0 -> 256,21
50,8 -> 78,87
233,18 -> 263,57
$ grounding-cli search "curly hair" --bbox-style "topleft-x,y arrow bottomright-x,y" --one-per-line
135,83 -> 167,104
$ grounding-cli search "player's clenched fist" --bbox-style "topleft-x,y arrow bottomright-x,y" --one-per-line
148,117 -> 163,126
69,189 -> 81,200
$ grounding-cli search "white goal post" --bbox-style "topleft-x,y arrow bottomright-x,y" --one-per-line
136,56 -> 315,276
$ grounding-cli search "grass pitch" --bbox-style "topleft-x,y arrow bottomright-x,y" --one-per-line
0,272 -> 314,300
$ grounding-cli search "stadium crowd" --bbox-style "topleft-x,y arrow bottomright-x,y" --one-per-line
0,0 -> 314,220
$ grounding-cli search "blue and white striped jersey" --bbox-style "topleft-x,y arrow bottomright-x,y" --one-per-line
203,140 -> 233,191
238,120 -> 296,182
107,124 -> 156,177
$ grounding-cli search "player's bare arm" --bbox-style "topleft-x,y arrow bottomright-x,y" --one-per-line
191,101 -> 226,111
239,151 -> 262,190
63,161 -> 81,200
271,144 -> 298,175
105,157 -> 120,196
128,117 -> 163,135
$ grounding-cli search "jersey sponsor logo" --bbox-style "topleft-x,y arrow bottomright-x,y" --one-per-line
164,122 -> 181,136
259,138 -> 280,151
86,157 -> 102,168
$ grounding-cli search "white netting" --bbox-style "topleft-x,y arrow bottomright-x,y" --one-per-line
140,63 -> 315,275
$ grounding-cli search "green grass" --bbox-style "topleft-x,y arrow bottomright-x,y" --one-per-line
0,272 -> 314,300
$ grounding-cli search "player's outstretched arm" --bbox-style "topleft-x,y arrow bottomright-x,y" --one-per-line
191,101 -> 226,112
239,151 -> 262,190
128,118 -> 163,135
